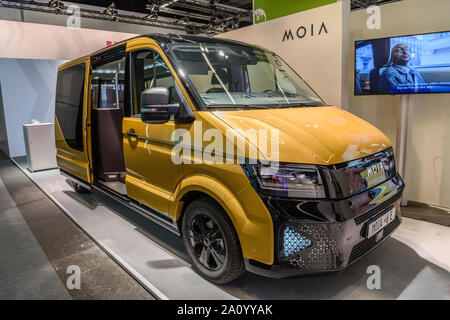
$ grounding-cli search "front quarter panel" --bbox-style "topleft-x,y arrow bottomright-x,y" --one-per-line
171,172 -> 275,265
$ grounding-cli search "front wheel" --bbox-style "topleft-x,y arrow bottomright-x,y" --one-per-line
182,198 -> 245,284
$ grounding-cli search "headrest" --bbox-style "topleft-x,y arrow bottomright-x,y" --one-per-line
211,69 -> 228,85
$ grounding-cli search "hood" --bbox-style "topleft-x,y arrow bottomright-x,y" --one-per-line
211,106 -> 391,165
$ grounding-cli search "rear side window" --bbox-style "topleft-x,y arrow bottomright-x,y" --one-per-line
91,57 -> 126,110
55,64 -> 85,152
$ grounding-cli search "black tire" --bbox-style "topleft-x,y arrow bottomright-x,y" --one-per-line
182,198 -> 245,284
72,181 -> 90,194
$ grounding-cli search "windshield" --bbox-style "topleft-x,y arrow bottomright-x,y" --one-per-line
168,43 -> 325,110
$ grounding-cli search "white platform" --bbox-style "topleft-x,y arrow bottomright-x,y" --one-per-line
12,157 -> 450,300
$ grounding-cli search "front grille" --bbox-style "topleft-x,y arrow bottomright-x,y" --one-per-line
328,148 -> 396,199
348,217 -> 400,265
354,191 -> 402,225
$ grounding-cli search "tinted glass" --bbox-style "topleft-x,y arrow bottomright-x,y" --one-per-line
131,50 -> 154,116
91,58 -> 126,110
131,50 -> 176,116
168,43 -> 324,109
154,54 -> 176,104
55,64 -> 85,151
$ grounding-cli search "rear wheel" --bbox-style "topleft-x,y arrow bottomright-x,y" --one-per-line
182,198 -> 245,284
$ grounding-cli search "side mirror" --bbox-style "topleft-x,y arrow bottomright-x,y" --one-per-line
140,87 -> 180,124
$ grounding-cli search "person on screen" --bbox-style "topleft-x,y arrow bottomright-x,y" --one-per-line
379,44 -> 426,94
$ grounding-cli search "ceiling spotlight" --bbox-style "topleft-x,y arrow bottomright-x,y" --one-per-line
232,15 -> 240,29
48,0 -> 64,14
205,27 -> 216,35
178,16 -> 190,25
104,2 -> 119,22
209,15 -> 218,27
185,24 -> 197,35
161,0 -> 179,9
218,21 -> 228,32
147,12 -> 158,20
146,0 -> 160,13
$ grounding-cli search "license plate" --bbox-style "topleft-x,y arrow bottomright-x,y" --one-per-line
367,207 -> 396,238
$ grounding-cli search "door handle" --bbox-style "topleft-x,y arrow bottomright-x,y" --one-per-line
126,131 -> 138,138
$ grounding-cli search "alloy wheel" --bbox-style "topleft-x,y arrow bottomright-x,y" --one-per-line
188,213 -> 226,271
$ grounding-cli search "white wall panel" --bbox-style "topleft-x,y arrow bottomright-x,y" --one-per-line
348,0 -> 450,208
0,59 -> 64,157
218,1 -> 350,107
0,20 -> 139,60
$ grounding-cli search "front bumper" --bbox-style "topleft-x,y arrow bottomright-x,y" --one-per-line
245,174 -> 404,278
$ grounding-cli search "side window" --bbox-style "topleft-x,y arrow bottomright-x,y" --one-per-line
155,54 -> 176,104
91,57 -> 126,110
130,50 -> 176,117
55,63 -> 86,152
131,50 -> 154,116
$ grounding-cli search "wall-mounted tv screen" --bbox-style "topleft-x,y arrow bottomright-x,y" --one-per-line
355,31 -> 450,95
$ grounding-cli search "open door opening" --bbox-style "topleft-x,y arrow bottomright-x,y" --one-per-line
90,57 -> 128,196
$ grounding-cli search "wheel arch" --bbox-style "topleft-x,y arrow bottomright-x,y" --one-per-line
169,174 -> 274,265
170,174 -> 249,237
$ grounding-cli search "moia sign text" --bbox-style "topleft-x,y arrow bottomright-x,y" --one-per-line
282,22 -> 328,42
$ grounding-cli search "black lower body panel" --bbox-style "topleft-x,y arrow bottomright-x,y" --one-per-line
245,175 -> 404,278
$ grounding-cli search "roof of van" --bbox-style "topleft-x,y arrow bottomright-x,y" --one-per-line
146,33 -> 272,55
59,33 -> 269,70
146,33 -> 252,47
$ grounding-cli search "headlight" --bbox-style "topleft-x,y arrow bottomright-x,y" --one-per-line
247,163 -> 326,198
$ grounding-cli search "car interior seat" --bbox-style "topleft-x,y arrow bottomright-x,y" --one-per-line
92,108 -> 127,182
206,69 -> 228,94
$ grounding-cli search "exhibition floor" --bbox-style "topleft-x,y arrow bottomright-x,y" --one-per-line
1,154 -> 449,300
0,153 -> 154,300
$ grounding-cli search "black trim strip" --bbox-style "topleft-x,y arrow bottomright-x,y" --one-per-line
91,43 -> 127,67
60,169 -> 179,236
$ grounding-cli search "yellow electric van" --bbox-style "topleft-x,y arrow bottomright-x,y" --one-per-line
55,34 -> 404,283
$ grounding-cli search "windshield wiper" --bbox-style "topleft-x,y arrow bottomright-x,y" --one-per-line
276,102 -> 324,108
207,103 -> 323,110
208,104 -> 272,110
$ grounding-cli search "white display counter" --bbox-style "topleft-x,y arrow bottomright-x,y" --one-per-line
23,123 -> 57,172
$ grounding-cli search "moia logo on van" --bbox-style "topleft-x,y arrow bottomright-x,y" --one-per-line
367,162 -> 384,177
170,121 -> 280,168
282,22 -> 329,42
